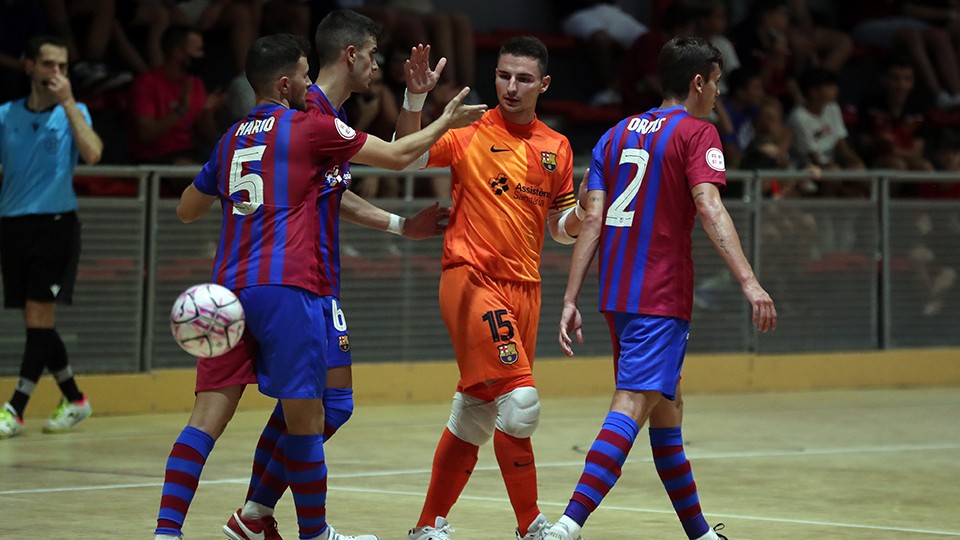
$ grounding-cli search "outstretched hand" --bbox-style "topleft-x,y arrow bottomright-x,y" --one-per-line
404,43 -> 447,95
442,87 -> 486,129
402,201 -> 451,240
558,302 -> 584,357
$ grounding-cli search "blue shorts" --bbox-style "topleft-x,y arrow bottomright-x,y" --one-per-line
605,312 -> 690,400
323,297 -> 352,369
238,285 -> 345,399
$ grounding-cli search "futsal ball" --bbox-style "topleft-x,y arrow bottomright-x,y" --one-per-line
170,283 -> 245,357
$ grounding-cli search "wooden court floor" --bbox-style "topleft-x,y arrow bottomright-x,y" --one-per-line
1,388 -> 959,539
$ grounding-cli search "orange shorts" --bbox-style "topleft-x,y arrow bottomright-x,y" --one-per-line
194,330 -> 259,393
439,264 -> 541,390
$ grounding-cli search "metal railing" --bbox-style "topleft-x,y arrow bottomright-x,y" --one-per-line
0,166 -> 958,375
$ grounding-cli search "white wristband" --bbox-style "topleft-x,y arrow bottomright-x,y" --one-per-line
403,89 -> 427,112
574,202 -> 586,221
387,213 -> 405,235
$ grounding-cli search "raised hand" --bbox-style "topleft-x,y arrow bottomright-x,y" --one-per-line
404,43 -> 447,95
441,87 -> 486,129
402,201 -> 451,239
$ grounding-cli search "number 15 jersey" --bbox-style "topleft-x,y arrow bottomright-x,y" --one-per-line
587,106 -> 726,321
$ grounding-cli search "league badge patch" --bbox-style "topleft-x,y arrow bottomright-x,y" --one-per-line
541,151 -> 557,172
498,342 -> 519,365
338,334 -> 350,352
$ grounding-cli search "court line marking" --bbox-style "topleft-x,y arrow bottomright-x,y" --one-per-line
2,442 -> 960,536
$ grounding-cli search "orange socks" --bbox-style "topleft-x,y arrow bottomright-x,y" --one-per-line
494,430 -> 540,535
417,428 -> 480,527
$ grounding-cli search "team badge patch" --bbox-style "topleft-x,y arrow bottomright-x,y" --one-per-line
705,147 -> 725,172
541,151 -> 557,172
334,117 -> 357,140
338,334 -> 350,352
498,342 -> 519,365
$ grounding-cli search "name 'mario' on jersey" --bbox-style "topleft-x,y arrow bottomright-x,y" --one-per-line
193,103 -> 367,297
588,105 -> 727,321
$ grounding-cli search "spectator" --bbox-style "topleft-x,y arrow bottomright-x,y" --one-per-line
114,0 -> 173,70
788,68 -> 865,174
857,58 -> 933,172
718,66 -> 765,169
847,0 -> 960,109
0,35 -> 101,440
40,0 -> 134,93
128,26 -> 223,168
686,0 -> 741,93
731,0 -> 800,103
386,0 -> 476,91
168,0 -> 260,78
0,0 -> 47,103
787,0 -> 854,73
619,1 -> 694,113
559,0 -> 649,106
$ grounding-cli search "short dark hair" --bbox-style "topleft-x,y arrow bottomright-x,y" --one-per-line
161,26 -> 196,56
798,67 -> 837,95
246,33 -> 311,95
314,9 -> 382,68
658,35 -> 723,101
499,36 -> 549,77
24,35 -> 67,61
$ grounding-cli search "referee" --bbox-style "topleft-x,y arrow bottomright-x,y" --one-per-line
0,35 -> 102,439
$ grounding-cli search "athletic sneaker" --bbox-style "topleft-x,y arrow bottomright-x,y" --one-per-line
408,517 -> 454,540
0,402 -> 23,439
517,514 -> 552,540
322,525 -> 379,540
713,523 -> 728,540
543,521 -> 582,540
223,509 -> 282,539
42,396 -> 92,433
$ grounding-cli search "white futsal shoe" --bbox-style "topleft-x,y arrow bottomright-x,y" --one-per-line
408,517 -> 454,540
517,514 -> 552,540
323,525 -> 379,540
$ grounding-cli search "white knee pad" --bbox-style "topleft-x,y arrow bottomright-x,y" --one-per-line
495,386 -> 541,439
446,392 -> 497,446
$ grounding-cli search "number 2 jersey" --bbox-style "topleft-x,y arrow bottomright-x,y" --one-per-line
194,101 -> 367,297
427,107 -> 576,283
587,106 -> 726,321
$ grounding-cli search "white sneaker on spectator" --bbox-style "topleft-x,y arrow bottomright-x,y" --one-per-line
0,402 -> 23,439
42,396 -> 92,433
408,517 -> 454,540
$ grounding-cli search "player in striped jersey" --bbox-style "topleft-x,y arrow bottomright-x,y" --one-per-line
153,31 -> 483,540
401,36 -> 587,540
546,36 -> 777,540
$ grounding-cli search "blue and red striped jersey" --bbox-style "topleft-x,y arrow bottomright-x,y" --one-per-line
305,84 -> 354,297
587,106 -> 726,321
194,101 -> 367,296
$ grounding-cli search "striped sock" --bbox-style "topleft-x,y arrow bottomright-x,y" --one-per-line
155,426 -> 215,535
249,433 -> 287,510
322,387 -> 354,440
246,402 -> 286,502
564,411 -> 639,526
284,433 -> 328,539
650,426 -> 710,539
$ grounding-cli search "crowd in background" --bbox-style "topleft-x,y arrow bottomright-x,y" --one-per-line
1,0 -> 959,198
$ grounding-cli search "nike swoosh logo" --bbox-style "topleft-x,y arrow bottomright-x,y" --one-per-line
513,460 -> 535,467
490,145 -> 511,153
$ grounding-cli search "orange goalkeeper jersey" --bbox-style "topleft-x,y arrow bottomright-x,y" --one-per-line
427,107 -> 575,283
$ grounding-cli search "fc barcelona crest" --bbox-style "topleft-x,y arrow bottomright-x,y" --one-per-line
541,151 -> 557,172
498,342 -> 519,365
338,334 -> 350,352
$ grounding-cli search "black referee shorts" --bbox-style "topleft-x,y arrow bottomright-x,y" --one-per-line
0,212 -> 81,308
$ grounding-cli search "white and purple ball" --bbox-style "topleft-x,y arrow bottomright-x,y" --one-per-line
170,283 -> 245,357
